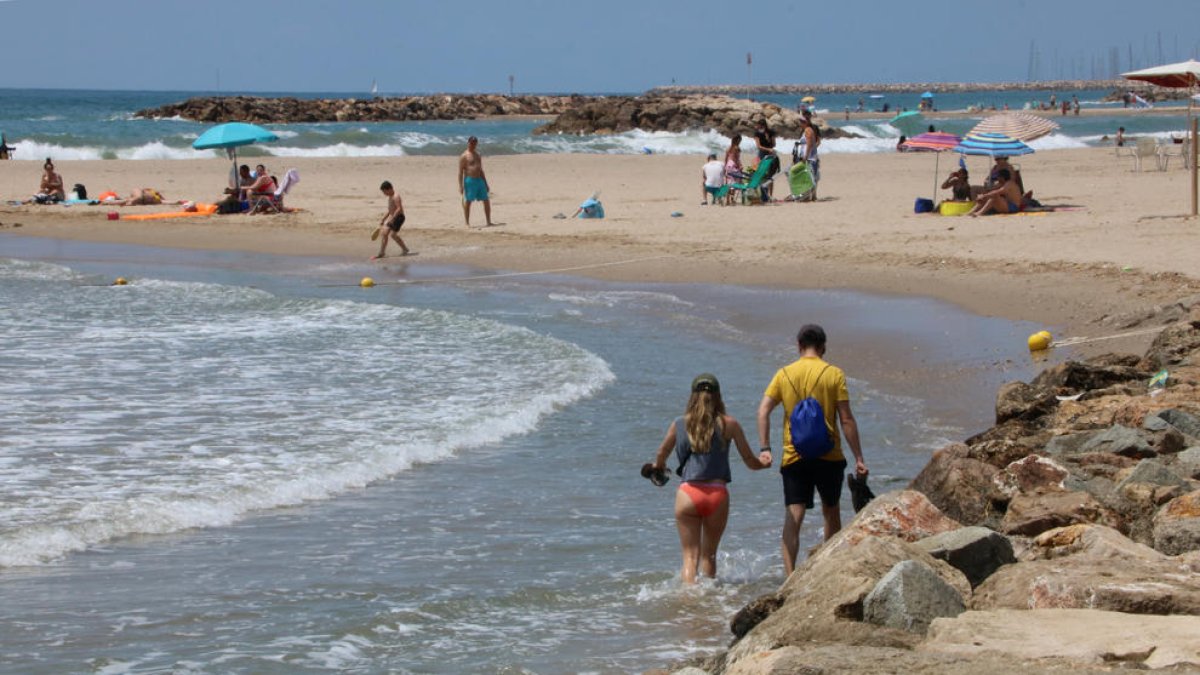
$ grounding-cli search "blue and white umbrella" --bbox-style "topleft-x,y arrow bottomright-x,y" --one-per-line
954,132 -> 1034,157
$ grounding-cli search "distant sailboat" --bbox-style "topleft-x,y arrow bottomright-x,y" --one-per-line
371,79 -> 378,97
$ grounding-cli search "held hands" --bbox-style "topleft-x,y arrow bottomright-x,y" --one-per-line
758,450 -> 773,468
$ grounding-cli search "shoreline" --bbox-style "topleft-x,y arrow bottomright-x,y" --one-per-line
2,149 -> 1197,357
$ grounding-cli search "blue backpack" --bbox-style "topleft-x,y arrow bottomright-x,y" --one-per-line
784,365 -> 833,460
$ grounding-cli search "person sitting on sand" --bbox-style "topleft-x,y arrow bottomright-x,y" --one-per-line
28,158 -> 66,204
968,168 -> 1022,217
648,373 -> 771,584
701,153 -> 725,206
242,164 -> 276,201
940,166 -> 972,202
109,188 -> 185,207
371,180 -> 410,259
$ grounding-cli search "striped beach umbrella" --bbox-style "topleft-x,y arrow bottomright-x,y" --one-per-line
901,131 -> 961,152
901,132 -> 963,201
968,113 -> 1059,142
954,132 -> 1034,157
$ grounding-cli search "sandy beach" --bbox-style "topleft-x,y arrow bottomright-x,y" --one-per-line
4,147 -> 1196,351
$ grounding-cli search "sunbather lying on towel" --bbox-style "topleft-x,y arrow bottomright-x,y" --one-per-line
108,188 -> 185,206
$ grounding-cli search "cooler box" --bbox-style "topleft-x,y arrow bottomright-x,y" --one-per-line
939,200 -> 973,216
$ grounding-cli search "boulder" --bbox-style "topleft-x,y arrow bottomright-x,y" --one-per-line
725,536 -> 966,665
915,526 -> 1015,588
921,609 -> 1200,670
1152,490 -> 1200,555
1031,357 -> 1150,393
1079,425 -> 1157,458
1177,446 -> 1200,479
907,445 -> 1002,527
973,524 -> 1200,614
814,490 -> 963,556
862,560 -> 966,633
998,489 -> 1121,536
993,455 -> 1069,496
1142,318 -> 1200,369
994,381 -> 1055,425
1115,458 -> 1189,493
1156,408 -> 1200,440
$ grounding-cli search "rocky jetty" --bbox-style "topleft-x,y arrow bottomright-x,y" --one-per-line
531,95 -> 856,139
650,79 -> 1130,96
1103,87 -> 1199,104
134,94 -> 588,124
662,295 -> 1200,674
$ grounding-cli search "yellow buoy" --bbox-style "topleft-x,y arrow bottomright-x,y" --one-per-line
360,277 -> 375,288
1037,330 -> 1052,341
1028,332 -> 1051,351
113,277 -> 128,286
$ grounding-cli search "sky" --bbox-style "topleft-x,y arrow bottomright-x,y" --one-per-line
0,0 -> 1197,94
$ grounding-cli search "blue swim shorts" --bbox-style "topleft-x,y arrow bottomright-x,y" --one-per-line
463,176 -> 489,203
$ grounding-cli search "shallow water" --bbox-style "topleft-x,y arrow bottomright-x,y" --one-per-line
0,235 -> 1058,672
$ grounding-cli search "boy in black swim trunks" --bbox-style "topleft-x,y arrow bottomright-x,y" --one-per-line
372,181 -> 410,259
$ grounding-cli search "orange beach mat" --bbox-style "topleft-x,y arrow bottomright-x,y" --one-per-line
120,203 -> 218,221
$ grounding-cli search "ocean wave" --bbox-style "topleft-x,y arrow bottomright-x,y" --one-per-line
7,140 -> 221,161
266,142 -> 407,157
1027,133 -> 1089,150
0,277 -> 614,566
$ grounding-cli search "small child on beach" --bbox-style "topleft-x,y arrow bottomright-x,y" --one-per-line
372,181 -> 410,259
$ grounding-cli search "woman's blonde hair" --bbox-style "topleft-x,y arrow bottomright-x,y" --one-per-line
684,390 -> 725,453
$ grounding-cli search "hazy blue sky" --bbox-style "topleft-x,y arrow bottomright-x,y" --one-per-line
1,0 -> 1197,93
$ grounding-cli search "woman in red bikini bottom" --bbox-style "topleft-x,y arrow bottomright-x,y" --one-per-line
651,373 -> 773,583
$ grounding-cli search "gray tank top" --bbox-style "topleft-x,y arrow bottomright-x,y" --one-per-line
674,416 -> 732,483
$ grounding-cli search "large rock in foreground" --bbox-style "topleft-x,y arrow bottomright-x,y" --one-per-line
922,608 -> 1200,670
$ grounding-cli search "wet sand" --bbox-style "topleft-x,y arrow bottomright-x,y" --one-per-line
2,148 -> 1197,358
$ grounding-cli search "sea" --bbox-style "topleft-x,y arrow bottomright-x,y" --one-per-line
2,87 -> 1087,673
0,87 -> 1194,162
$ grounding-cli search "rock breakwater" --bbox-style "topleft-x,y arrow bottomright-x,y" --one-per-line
135,94 -> 587,124
662,295 -> 1200,675
531,95 -> 856,139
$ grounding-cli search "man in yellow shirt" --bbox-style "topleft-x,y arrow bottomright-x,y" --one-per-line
757,324 -> 868,576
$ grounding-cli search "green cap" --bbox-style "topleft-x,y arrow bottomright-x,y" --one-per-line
691,373 -> 720,393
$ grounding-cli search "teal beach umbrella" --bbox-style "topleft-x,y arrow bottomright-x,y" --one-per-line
890,110 -> 925,137
192,122 -> 280,189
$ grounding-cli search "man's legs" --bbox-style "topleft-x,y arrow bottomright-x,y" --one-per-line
781,503 -> 806,576
390,231 -> 409,255
822,503 -> 842,540
462,199 -> 472,226
482,199 -> 493,226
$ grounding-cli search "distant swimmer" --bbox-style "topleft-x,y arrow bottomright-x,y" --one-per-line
372,180 -> 409,259
458,135 -> 495,227
648,373 -> 771,584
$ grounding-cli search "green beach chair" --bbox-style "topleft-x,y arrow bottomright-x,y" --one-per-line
787,161 -> 815,201
729,154 -> 778,204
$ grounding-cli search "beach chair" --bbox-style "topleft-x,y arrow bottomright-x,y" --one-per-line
786,161 -> 815,201
1158,138 -> 1191,170
729,155 -> 778,204
250,168 -> 300,213
1130,137 -> 1161,172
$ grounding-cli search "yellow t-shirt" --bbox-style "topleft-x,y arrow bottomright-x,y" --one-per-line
764,356 -> 849,466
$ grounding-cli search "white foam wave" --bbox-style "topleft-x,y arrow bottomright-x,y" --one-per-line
266,143 -> 407,158
7,140 -> 221,161
0,277 -> 614,566
1027,133 -> 1089,151
115,141 -> 217,160
10,140 -> 105,161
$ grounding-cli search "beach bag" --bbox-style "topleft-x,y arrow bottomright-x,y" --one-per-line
914,198 -> 934,213
784,365 -> 833,460
73,184 -> 87,200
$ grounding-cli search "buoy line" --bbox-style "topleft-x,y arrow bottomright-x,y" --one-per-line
1051,325 -> 1168,348
321,254 -> 675,288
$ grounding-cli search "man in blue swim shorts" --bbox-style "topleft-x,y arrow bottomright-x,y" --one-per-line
458,136 -> 495,227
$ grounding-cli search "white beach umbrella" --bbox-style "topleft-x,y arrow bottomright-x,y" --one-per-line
1123,59 -> 1200,216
